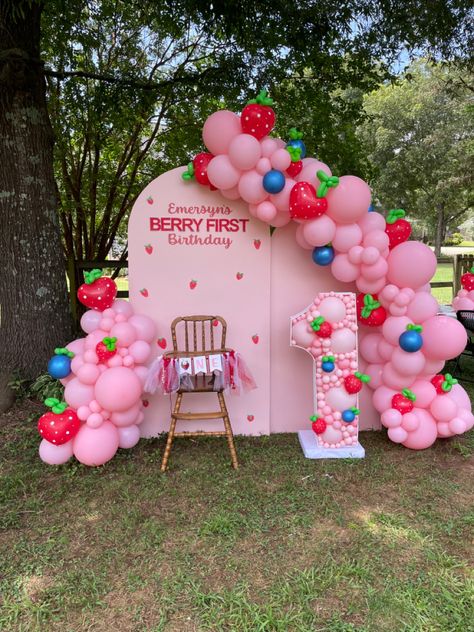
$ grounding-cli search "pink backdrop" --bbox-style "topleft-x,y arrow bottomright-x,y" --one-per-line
128,167 -> 380,436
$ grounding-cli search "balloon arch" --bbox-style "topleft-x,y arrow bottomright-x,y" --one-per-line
37,91 -> 473,466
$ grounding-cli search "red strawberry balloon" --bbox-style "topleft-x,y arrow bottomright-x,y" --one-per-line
310,415 -> 327,435
461,266 -> 474,291
385,209 -> 412,249
77,269 -> 117,312
311,316 -> 332,338
38,398 -> 80,445
241,89 -> 276,140
391,389 -> 416,414
289,170 -> 339,220
356,293 -> 387,327
344,372 -> 371,394
286,160 -> 303,178
431,373 -> 458,394
182,152 -> 216,189
96,336 -> 118,362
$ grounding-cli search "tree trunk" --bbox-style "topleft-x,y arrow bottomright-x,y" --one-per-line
434,204 -> 445,258
0,2 -> 72,409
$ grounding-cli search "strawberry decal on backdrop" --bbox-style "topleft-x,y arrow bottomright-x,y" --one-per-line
38,398 -> 81,445
356,293 -> 387,327
77,269 -> 117,311
384,209 -> 412,249
182,152 -> 216,189
241,89 -> 276,139
289,170 -> 339,220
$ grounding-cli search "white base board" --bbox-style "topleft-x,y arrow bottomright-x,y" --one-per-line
298,429 -> 365,459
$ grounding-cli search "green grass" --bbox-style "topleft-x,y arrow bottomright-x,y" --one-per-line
1,367 -> 473,631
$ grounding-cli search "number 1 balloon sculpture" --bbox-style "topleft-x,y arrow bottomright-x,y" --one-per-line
182,89 -> 473,450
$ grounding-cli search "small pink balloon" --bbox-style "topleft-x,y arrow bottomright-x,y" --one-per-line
94,367 -> 142,412
110,403 -> 141,427
73,421 -> 119,466
381,409 -> 402,428
360,257 -> 388,281
202,110 -> 241,155
356,276 -> 387,295
410,380 -> 437,408
448,384 -> 472,411
430,395 -> 458,422
361,246 -> 379,265
86,412 -> 104,428
295,224 -> 313,250
348,245 -> 364,264
437,421 -> 452,437
70,355 -> 84,374
382,363 -> 415,390
452,296 -> 474,311
358,212 -> 386,233
256,157 -> 272,175
421,315 -> 467,361
373,385 -> 397,413
238,169 -> 267,204
107,354 -> 123,368
123,355 -> 134,367
112,299 -> 134,318
260,138 -> 278,157
100,318 -> 114,331
388,426 -> 408,443
66,337 -> 86,356
360,333 -> 384,363
39,439 -> 73,465
402,409 -> 437,450
331,254 -> 359,282
365,363 -> 383,389
83,350 -> 99,364
220,186 -> 240,200
76,363 -> 100,385
270,148 -> 291,171
129,340 -> 151,364
228,133 -> 261,170
458,408 -> 474,430
449,417 -> 466,435
118,424 -> 141,449
80,310 -> 102,334
270,178 -> 296,212
84,329 -> 108,349
387,242 -> 437,289
207,155 -> 241,190
292,320 -> 315,347
256,201 -> 277,222
128,315 -> 156,343
363,229 -> 390,252
303,215 -> 336,247
378,339 -> 396,361
64,378 -> 95,409
110,322 -> 137,347
115,314 -> 127,323
401,412 -> 419,432
326,176 -> 371,224
271,211 -> 291,227
77,405 -> 91,421
391,348 -> 425,376
332,224 -> 362,252
89,399 -> 101,413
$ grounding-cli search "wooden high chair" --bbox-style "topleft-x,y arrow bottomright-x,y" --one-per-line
160,315 -> 239,471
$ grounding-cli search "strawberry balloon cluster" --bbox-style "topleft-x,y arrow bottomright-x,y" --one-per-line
453,266 -> 474,311
38,292 -> 157,467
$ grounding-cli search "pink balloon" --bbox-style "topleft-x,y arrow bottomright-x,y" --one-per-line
365,363 -> 383,388
112,299 -> 134,318
381,409 -> 402,428
391,348 -> 425,376
331,328 -> 356,353
94,367 -> 142,412
238,169 -> 267,204
80,310 -> 102,334
448,384 -> 472,411
401,412 -> 419,432
83,350 -> 99,364
134,365 -> 149,387
66,338 -> 86,356
449,417 -> 467,435
406,292 -> 439,323
453,296 -> 474,311
295,160 -> 331,187
292,320 -> 315,347
110,403 -> 141,427
70,355 -> 84,374
331,254 -> 359,282
402,409 -> 437,449
118,424 -> 141,449
260,138 -> 278,157
421,357 -> 445,376
202,110 -> 241,155
372,385 -> 397,413
332,224 -> 362,252
363,230 -> 390,252
76,363 -> 100,385
86,412 -> 104,428
59,375 -> 73,387
270,148 -> 291,171
386,242 -> 437,289
39,438 -> 74,465
84,329 -> 108,349
107,355 -> 123,368
388,426 -> 408,443
128,315 -> 156,343
421,315 -> 467,361
270,178 -> 296,212
73,421 -> 119,466
326,176 -> 371,224
430,395 -> 458,422
348,246 -> 363,264
319,297 -> 346,322
271,211 -> 291,227
220,186 -> 240,200
295,224 -> 313,250
410,380 -> 437,408
207,155 -> 241,190
358,212 -> 386,233
356,276 -> 387,295
378,339 -> 396,361
382,363 -> 415,390
360,333 -> 384,363
228,133 -> 261,170
77,405 -> 91,421
360,257 -> 388,281
110,322 -> 137,347
129,340 -> 151,364
256,157 -> 272,175
325,386 -> 357,411
458,408 -> 474,431
256,201 -> 277,222
382,316 -> 412,346
361,246 -> 379,265
303,215 -> 336,247
64,378 -> 95,409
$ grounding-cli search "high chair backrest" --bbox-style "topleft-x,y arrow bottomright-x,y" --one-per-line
170,315 -> 227,356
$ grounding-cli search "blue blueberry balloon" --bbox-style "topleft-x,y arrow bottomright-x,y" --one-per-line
399,327 -> 423,353
342,409 -> 356,423
322,360 -> 335,372
262,169 -> 285,194
312,245 -> 335,266
48,354 -> 72,379
368,204 -> 375,212
287,139 -> 306,158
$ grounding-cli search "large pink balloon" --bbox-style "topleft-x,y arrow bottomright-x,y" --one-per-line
332,224 -> 362,252
402,409 -> 438,450
360,333 -> 384,363
39,438 -> 74,465
406,292 -> 439,323
238,169 -> 267,204
331,254 -> 359,282
118,424 -> 141,449
202,110 -> 241,155
422,315 -> 467,360
256,201 -> 277,222
73,421 -> 119,466
134,365 -> 149,387
386,242 -> 437,289
382,363 -> 415,390
303,215 -> 336,247
94,367 -> 142,412
64,378 -> 95,409
391,348 -> 425,376
207,155 -> 241,190
326,176 -> 371,224
129,340 -> 151,364
128,314 -> 156,343
410,379 -> 437,408
80,311 -> 101,334
372,385 -> 397,413
228,133 -> 261,170
110,322 -> 137,347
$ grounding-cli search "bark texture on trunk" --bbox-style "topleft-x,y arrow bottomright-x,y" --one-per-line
434,204 -> 445,258
0,2 -> 72,397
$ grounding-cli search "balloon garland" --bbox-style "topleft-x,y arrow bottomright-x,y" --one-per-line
38,270 -> 156,466
183,90 -> 473,450
453,266 -> 474,310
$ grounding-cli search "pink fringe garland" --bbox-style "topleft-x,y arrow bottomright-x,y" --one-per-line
144,351 -> 256,395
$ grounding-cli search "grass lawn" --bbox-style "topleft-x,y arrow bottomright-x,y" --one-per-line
1,360 -> 473,631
